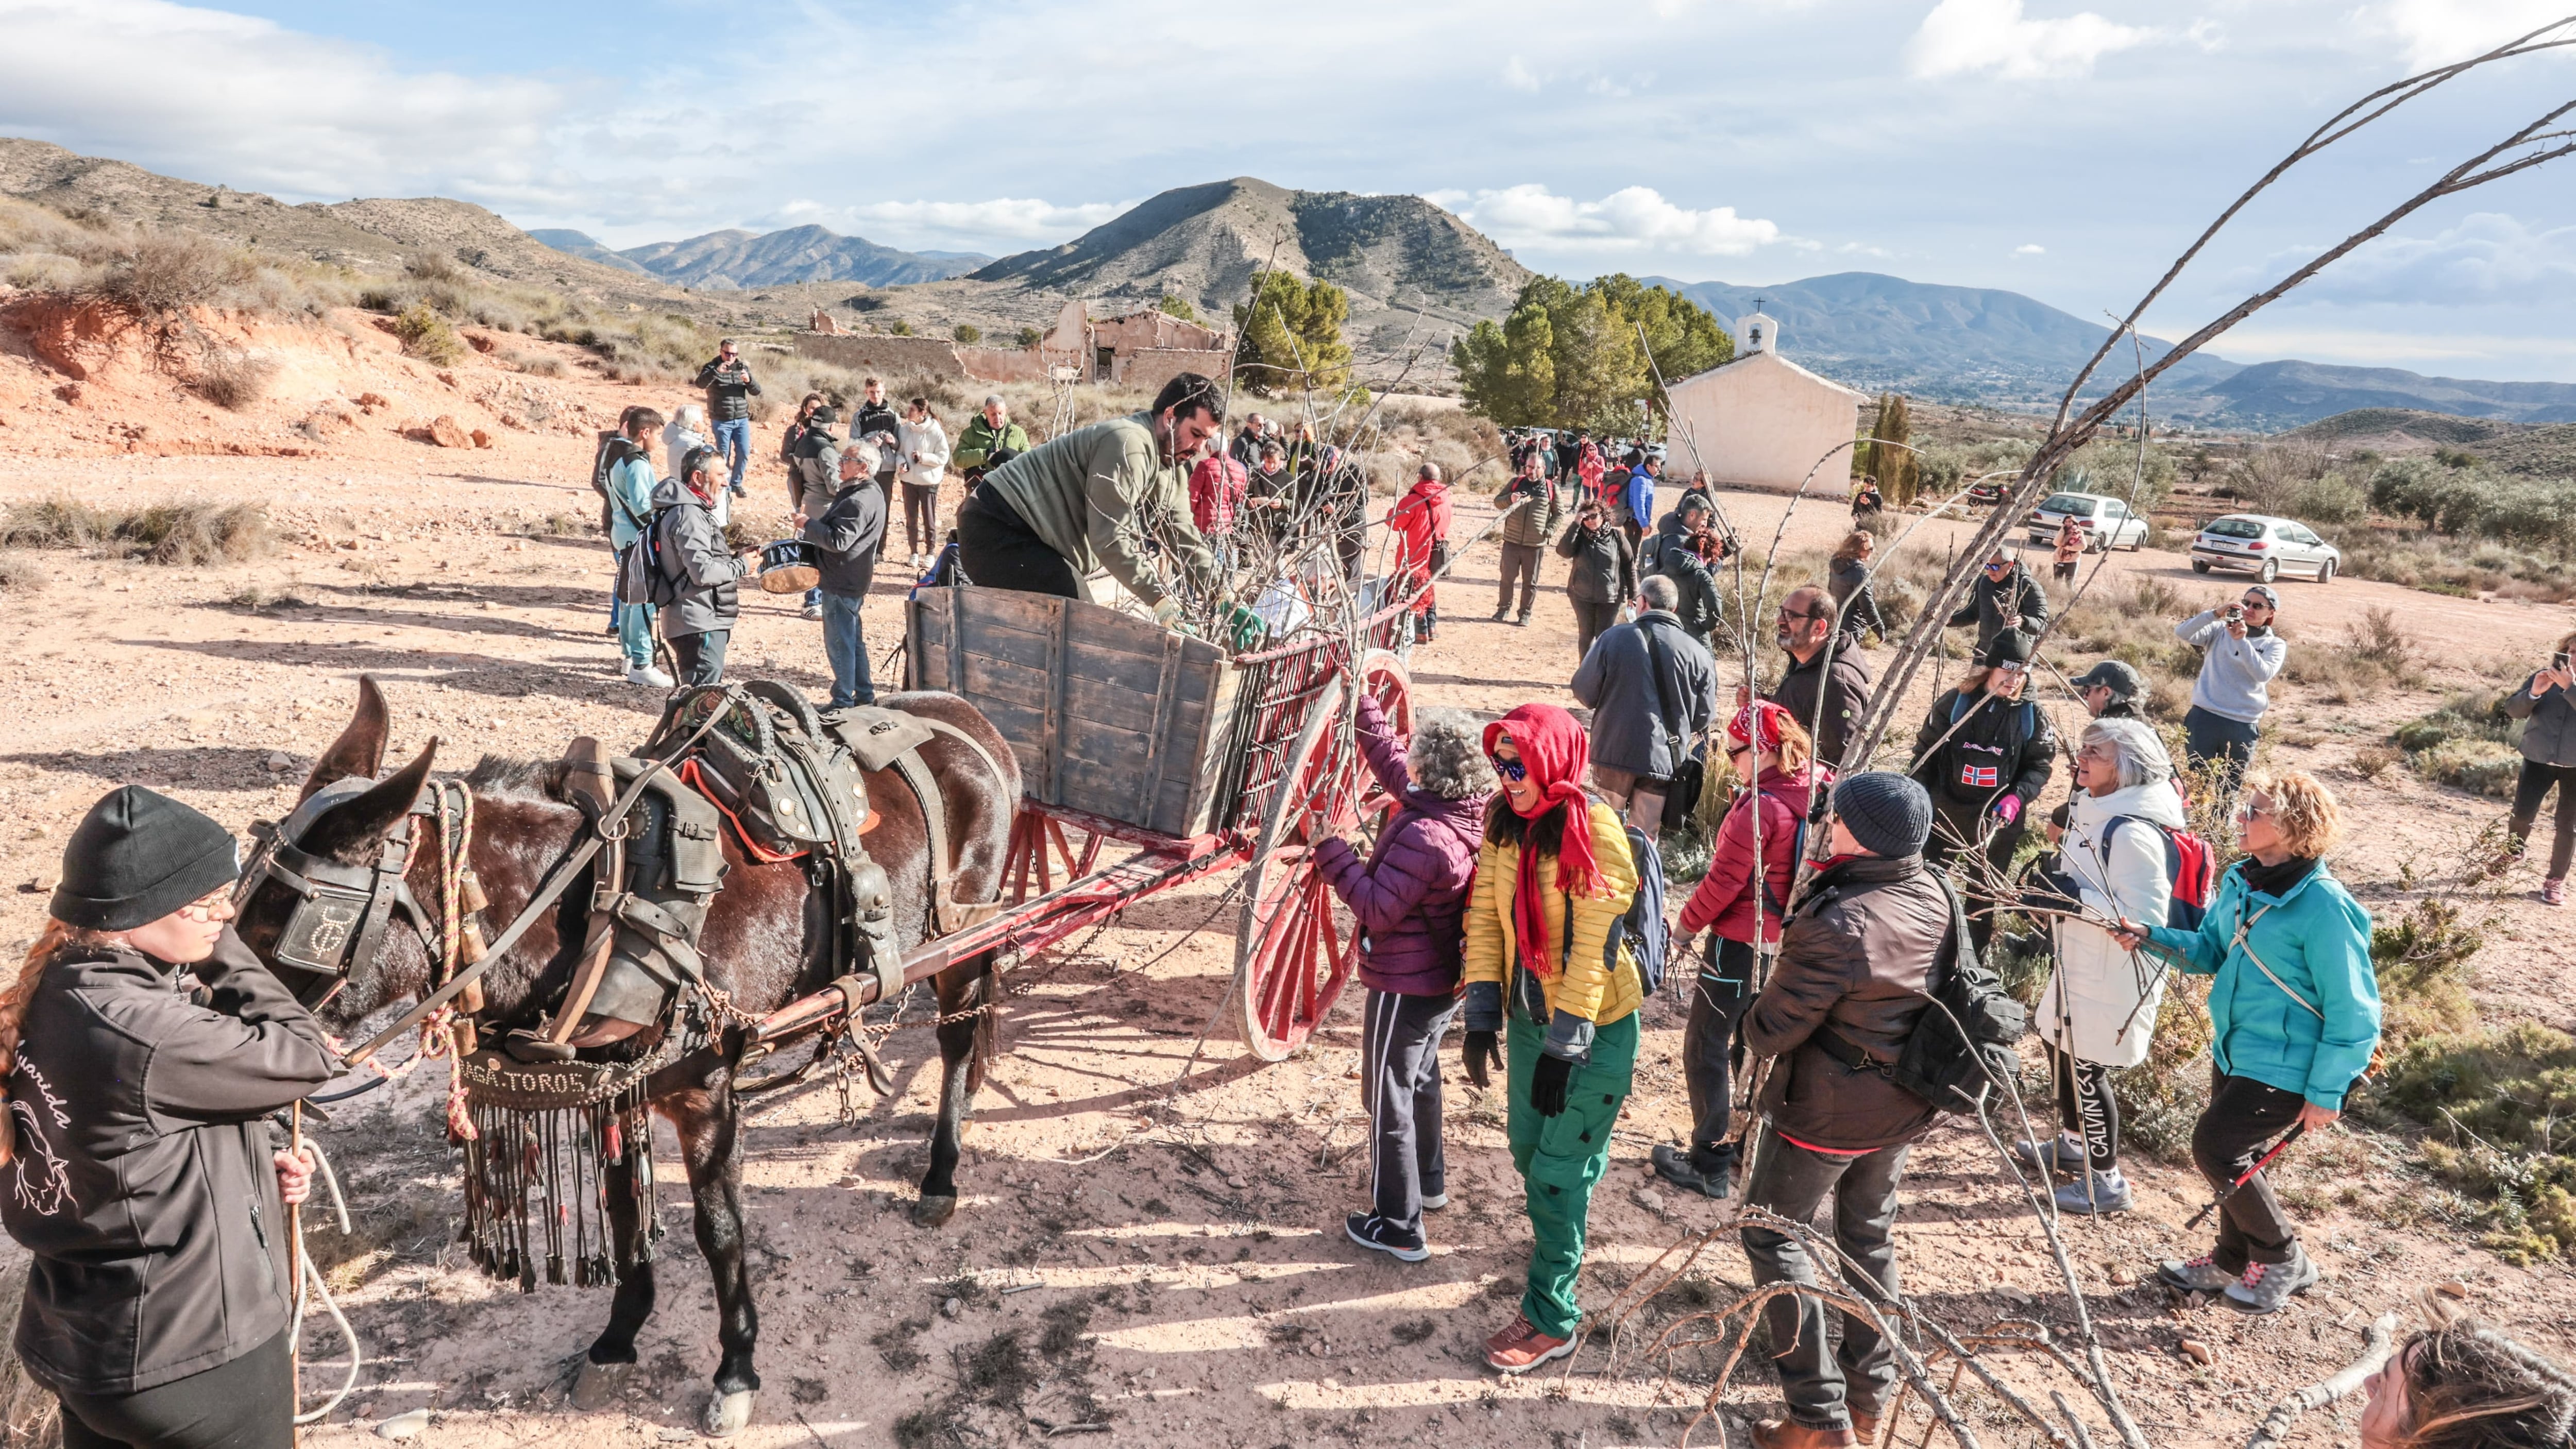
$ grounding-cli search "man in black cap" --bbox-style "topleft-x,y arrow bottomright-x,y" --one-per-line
1948,544 -> 2049,659
1736,771 -> 1954,1449
6,787 -> 335,1449
1911,629 -> 2056,952
2069,660 -> 2147,721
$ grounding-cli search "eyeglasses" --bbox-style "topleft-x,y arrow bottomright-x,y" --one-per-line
1726,745 -> 1754,761
1488,753 -> 1529,782
1775,606 -> 1825,621
175,889 -> 233,924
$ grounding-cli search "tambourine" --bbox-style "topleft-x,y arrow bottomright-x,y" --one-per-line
757,539 -> 820,594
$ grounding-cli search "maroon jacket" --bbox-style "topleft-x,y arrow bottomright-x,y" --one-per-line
1677,763 -> 1827,945
1314,693 -> 1490,996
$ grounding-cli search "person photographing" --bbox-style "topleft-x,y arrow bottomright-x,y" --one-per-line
3,787 -> 337,1449
2176,585 -> 2286,795
2501,630 -> 2576,905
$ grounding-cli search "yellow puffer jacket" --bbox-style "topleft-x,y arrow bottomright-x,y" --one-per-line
1461,798 -> 1642,1026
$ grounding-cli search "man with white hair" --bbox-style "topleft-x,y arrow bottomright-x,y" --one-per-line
954,394 -> 1030,486
2019,716 -> 2186,1216
1571,573 -> 1716,839
800,438 -> 889,709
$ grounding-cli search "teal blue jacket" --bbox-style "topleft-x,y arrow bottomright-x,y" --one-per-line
2144,861 -> 2380,1110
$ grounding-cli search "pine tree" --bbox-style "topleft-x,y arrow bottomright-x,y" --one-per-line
1452,275 -> 1731,431
1872,393 -> 1920,507
1232,274 -> 1353,397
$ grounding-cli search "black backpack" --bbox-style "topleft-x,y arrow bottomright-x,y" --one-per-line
1890,879 -> 2028,1115
616,502 -> 681,607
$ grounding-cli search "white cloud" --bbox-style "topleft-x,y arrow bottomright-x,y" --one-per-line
2291,212 -> 2576,305
0,0 -> 574,207
2367,1 -> 2575,69
2016,243 -> 2047,254
1905,0 -> 2153,80
1439,185 -> 1785,256
1502,56 -> 1543,92
773,198 -> 1132,250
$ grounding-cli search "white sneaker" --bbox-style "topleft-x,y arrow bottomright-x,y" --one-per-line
1421,1192 -> 1449,1212
800,604 -> 824,621
625,665 -> 674,688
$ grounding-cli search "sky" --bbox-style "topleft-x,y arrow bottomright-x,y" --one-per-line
6,0 -> 2576,379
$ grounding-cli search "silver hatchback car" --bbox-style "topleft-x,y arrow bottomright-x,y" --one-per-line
2190,513 -> 2341,584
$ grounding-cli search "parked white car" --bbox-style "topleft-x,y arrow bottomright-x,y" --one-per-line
2189,514 -> 2341,583
2024,491 -> 2149,552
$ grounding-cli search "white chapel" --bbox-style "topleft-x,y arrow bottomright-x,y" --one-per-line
1662,308 -> 1868,493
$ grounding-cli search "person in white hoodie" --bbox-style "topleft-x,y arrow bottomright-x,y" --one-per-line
664,404 -> 725,529
2020,717 -> 2185,1215
896,397 -> 952,572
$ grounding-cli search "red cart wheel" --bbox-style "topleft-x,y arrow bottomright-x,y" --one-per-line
1354,649 -> 1412,829
1233,678 -> 1364,1061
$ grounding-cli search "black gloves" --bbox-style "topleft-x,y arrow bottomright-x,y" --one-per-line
1531,1053 -> 1573,1117
1462,1030 -> 1501,1089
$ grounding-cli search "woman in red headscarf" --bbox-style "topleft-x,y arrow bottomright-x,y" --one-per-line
1455,703 -> 1641,1375
1653,701 -> 1829,1201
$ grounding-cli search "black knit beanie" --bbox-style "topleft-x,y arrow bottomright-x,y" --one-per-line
50,786 -> 240,931
1834,772 -> 1933,859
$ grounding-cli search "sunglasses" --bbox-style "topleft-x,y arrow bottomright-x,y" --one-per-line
1488,753 -> 1529,781
2233,797 -> 2274,821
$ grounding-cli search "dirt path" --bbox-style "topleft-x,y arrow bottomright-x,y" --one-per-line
4,322 -> 2574,1448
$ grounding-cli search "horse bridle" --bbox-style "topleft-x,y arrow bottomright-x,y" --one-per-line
234,775 -> 472,1008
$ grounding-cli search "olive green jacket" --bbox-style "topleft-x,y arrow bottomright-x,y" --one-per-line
978,412 -> 1215,605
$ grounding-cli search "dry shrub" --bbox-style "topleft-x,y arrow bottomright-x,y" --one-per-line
88,231 -> 248,318
0,500 -> 269,566
2352,741 -> 2400,781
392,303 -> 465,366
506,349 -> 565,378
191,346 -> 277,411
0,553 -> 42,594
2416,738 -> 2521,797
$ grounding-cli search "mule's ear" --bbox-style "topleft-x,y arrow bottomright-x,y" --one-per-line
301,740 -> 437,862
299,676 -> 391,804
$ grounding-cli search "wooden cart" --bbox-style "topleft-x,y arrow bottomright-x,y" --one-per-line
874,583 -> 1415,1059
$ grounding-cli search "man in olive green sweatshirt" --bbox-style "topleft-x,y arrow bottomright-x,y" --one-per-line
957,371 -> 1225,628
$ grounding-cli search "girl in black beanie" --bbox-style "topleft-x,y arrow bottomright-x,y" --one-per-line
1,786 -> 337,1449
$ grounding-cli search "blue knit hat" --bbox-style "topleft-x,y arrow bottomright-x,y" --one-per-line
1834,772 -> 1933,858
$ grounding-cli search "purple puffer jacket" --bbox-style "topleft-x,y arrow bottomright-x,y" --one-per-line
1314,693 -> 1492,996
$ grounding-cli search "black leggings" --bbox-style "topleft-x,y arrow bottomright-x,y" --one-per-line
2511,758 -> 2576,878
57,1332 -> 291,1449
1681,935 -> 1757,1167
955,488 -> 1081,599
2044,1041 -> 2120,1171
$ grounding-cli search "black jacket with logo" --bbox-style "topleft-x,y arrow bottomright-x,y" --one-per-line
692,357 -> 761,422
3,928 -> 334,1395
1910,686 -> 2057,814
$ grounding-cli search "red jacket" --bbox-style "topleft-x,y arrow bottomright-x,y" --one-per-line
1389,478 -> 1451,608
1678,763 -> 1828,945
1190,455 -> 1248,534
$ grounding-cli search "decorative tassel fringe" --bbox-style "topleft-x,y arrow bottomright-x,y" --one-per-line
460,1086 -> 659,1292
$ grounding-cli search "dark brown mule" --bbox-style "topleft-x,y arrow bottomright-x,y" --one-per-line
231,678 -> 1018,1435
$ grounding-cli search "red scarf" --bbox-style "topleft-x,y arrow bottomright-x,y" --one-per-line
1482,704 -> 1604,979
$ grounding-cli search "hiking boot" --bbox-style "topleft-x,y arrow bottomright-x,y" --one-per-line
2223,1247 -> 2319,1315
625,665 -> 674,689
2013,1134 -> 2087,1175
1420,1192 -> 1449,1212
1751,1419 -> 1855,1449
1651,1143 -> 1733,1199
2548,877 -> 2565,906
1515,613 -> 1532,626
2157,1252 -> 2238,1292
1492,607 -> 1511,622
2053,1168 -> 2134,1215
1345,1212 -> 1429,1264
1482,1312 -> 1572,1375
727,483 -> 748,499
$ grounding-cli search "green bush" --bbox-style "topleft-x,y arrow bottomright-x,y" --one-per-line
2291,471 -> 2369,524
391,302 -> 465,365
2378,1022 -> 2576,1262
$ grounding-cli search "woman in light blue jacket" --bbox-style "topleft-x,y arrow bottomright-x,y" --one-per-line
2113,768 -> 2377,1317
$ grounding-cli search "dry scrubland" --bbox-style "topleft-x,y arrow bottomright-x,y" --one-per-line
0,218 -> 2574,1448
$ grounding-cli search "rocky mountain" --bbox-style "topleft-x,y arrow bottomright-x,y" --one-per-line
597,225 -> 987,289
0,137 -> 692,310
1643,271 -> 2243,406
2183,360 -> 2576,429
525,228 -> 646,274
970,178 -> 1531,334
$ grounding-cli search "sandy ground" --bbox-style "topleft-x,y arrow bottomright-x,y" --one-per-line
4,311 -> 2575,1449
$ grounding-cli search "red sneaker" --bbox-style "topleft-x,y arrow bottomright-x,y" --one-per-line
1483,1312 -> 1573,1374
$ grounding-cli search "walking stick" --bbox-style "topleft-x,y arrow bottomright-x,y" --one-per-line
2185,1122 -> 2305,1230
289,1099 -> 303,1445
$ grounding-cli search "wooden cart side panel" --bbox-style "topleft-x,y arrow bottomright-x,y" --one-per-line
1182,659 -> 1245,837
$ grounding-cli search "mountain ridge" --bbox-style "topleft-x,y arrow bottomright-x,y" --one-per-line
601,225 -> 987,289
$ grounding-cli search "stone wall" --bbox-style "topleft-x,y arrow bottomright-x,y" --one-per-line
1110,347 -> 1233,393
792,333 -> 968,378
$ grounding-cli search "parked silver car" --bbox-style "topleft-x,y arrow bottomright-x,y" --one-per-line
2189,513 -> 2340,583
2025,491 -> 2149,552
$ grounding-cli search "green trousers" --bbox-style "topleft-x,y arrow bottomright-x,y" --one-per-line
1507,1011 -> 1639,1339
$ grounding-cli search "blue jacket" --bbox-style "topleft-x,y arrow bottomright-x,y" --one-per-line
2145,861 -> 2379,1109
607,454 -> 657,550
1624,468 -> 1658,530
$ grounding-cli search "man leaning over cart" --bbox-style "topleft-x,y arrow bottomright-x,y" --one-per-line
956,372 -> 1254,641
